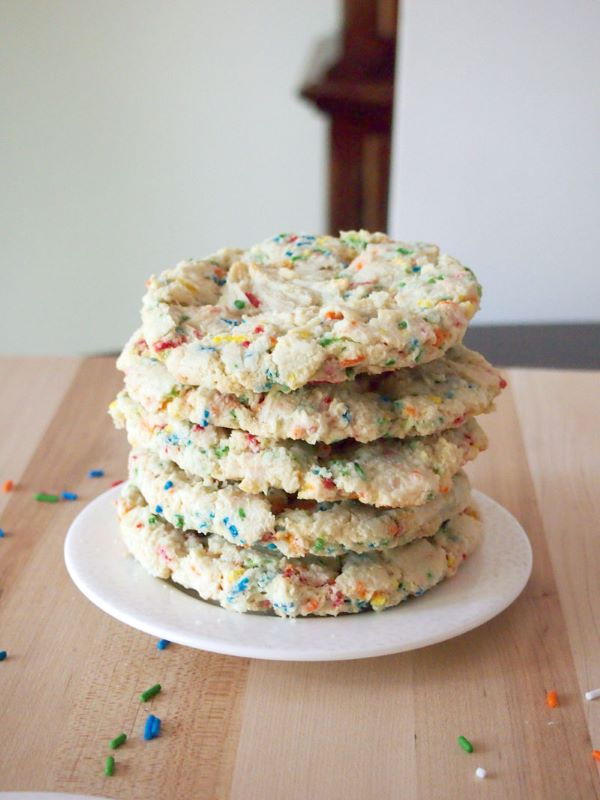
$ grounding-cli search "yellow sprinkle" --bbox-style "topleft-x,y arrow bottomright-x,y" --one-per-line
461,300 -> 476,318
431,395 -> 443,405
178,278 -> 198,294
212,335 -> 248,344
296,330 -> 311,339
228,568 -> 246,583
108,401 -> 116,410
446,554 -> 457,570
418,299 -> 434,308
164,425 -> 173,434
287,373 -> 297,383
371,592 -> 387,607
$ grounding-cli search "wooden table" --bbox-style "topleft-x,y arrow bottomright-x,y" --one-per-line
0,358 -> 599,799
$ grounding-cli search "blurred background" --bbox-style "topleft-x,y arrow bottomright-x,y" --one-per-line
2,0 -> 599,361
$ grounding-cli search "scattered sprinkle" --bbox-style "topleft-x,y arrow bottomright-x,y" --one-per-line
61,491 -> 78,501
0,529 -> 5,538
163,481 -> 174,491
592,750 -> 600,762
585,688 -> 600,701
458,735 -> 474,753
140,683 -> 161,702
234,299 -> 246,310
144,714 -> 161,740
0,651 -> 7,661
156,639 -> 170,650
109,733 -> 127,749
35,492 -> 59,503
104,755 -> 115,776
88,469 -> 104,478
475,767 -> 487,779
2,480 -> 14,493
111,479 -> 124,488
546,690 -> 559,708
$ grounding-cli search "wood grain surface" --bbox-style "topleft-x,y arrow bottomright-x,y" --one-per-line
0,358 -> 598,799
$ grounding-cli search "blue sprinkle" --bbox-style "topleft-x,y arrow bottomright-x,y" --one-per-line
151,716 -> 161,737
156,639 -> 170,650
445,391 -> 455,398
211,276 -> 226,286
155,505 -> 163,514
411,265 -> 421,273
144,714 -> 158,740
341,408 -> 352,423
203,409 -> 210,419
163,480 -> 174,490
221,318 -> 241,327
88,469 -> 104,478
61,491 -> 78,501
166,433 -> 179,445
0,651 -> 6,661
266,543 -> 278,550
228,524 -> 239,537
414,588 -> 425,596
0,529 -> 5,538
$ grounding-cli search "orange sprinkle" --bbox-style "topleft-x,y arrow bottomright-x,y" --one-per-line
340,356 -> 365,368
325,310 -> 344,320
433,328 -> 446,347
304,598 -> 319,613
356,581 -> 367,599
546,690 -> 559,708
2,480 -> 14,493
592,750 -> 600,762
355,261 -> 363,271
213,267 -> 225,278
404,405 -> 418,417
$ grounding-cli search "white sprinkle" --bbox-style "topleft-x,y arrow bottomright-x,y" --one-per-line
475,767 -> 487,780
585,688 -> 600,701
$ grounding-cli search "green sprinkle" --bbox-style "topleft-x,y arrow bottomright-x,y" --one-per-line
398,281 -> 406,288
384,359 -> 396,366
314,538 -> 325,552
35,492 -> 59,503
234,299 -> 246,309
354,462 -> 366,478
109,733 -> 126,750
427,278 -> 436,284
140,683 -> 161,702
238,508 -> 246,519
397,247 -> 414,255
175,514 -> 184,528
148,515 -> 157,525
458,735 -> 474,753
319,337 -> 335,347
104,755 -> 115,776
214,445 -> 230,458
398,321 -> 408,329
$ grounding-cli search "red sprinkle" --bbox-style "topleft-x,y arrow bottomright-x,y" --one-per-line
321,477 -> 336,490
111,480 -> 124,487
2,480 -> 14,493
245,292 -> 260,308
253,326 -> 264,334
154,337 -> 183,352
323,396 -> 333,405
242,341 -> 250,348
246,434 -> 260,452
499,378 -> 508,389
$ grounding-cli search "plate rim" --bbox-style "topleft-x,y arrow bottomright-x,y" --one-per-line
64,486 -> 532,662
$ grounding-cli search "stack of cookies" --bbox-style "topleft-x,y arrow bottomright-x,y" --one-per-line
110,231 -> 504,617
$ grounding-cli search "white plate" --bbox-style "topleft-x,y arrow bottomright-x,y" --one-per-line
64,487 -> 532,662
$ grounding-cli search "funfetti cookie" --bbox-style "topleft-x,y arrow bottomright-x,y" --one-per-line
140,231 -> 481,394
126,447 -> 473,557
112,393 -> 486,507
118,483 -> 482,617
119,334 -> 503,444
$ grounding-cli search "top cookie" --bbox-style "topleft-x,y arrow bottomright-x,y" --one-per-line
141,231 -> 481,393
